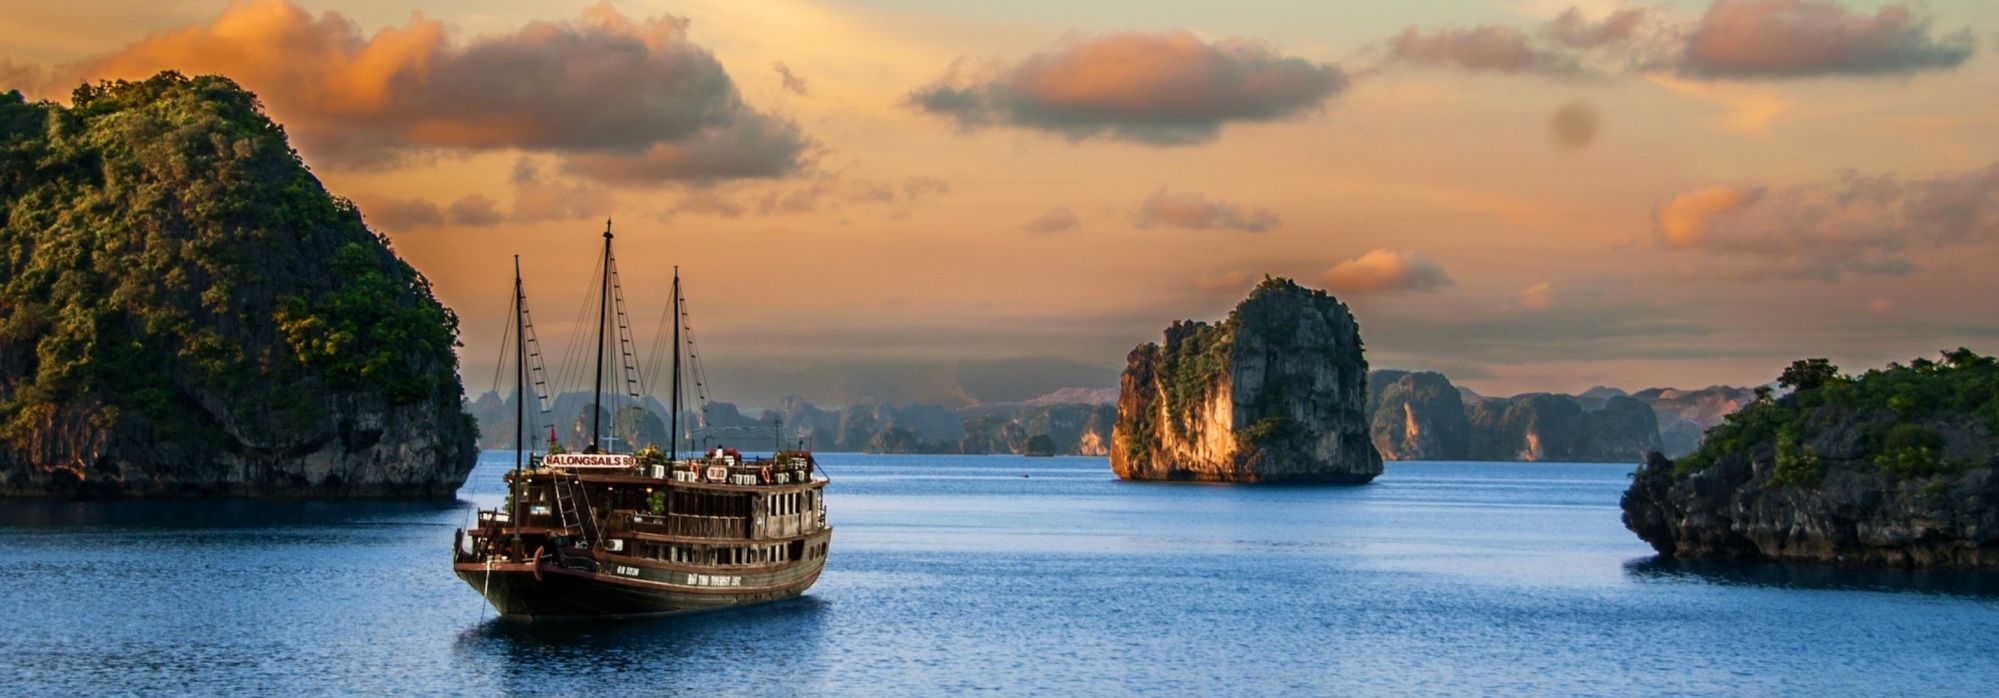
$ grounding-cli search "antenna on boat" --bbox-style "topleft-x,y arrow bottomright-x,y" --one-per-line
669,266 -> 682,463
590,220 -> 612,453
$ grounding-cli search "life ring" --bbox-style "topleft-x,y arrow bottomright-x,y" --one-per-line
532,545 -> 546,582
760,466 -> 771,484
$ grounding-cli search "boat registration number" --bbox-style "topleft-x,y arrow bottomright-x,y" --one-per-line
615,565 -> 640,577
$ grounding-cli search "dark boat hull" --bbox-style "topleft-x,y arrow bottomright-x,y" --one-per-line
454,530 -> 831,623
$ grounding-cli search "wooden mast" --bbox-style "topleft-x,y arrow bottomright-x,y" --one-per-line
591,220 -> 612,453
511,255 -> 525,553
669,266 -> 682,462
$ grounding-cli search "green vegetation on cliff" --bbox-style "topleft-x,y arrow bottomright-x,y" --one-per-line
0,72 -> 474,497
1149,276 -> 1359,441
1675,349 -> 1999,484
0,73 -> 460,435
1157,319 -> 1232,438
1113,276 -> 1380,482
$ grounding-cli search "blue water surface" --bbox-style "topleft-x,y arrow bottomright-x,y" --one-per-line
3,453 -> 1997,696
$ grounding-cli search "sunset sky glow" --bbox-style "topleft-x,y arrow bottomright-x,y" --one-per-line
5,0 -> 1996,406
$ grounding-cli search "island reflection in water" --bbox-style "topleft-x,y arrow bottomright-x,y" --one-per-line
1625,556 -> 1999,598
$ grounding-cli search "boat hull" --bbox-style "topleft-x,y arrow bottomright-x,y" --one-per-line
455,530 -> 831,623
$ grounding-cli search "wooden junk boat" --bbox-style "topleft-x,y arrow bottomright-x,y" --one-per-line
453,225 -> 830,622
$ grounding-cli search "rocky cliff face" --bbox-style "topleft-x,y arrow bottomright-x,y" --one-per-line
1111,278 -> 1381,482
1367,370 -> 1471,460
1622,352 -> 1999,568
0,74 -> 476,499
1625,445 -> 1999,568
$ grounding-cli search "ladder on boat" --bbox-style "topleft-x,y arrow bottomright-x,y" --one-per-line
552,476 -> 584,536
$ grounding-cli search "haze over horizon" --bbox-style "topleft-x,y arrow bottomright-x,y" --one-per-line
6,0 -> 1996,407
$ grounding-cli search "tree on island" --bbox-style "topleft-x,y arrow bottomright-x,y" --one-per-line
1777,358 -> 1840,392
1674,348 -> 1999,485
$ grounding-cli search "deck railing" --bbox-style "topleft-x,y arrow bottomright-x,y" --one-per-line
622,511 -> 747,538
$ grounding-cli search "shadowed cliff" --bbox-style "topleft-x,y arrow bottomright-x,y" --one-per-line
1623,352 -> 1999,568
0,73 -> 477,499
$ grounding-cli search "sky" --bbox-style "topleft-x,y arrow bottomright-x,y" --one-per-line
3,0 -> 1996,406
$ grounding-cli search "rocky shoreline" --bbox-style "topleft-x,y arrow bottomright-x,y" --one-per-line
1624,452 -> 1999,568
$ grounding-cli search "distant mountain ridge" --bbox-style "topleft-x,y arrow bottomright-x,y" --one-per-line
469,374 -> 1752,461
1367,370 -> 1749,462
469,391 -> 1116,457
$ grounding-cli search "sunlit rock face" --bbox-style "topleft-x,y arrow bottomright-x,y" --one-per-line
1111,278 -> 1381,483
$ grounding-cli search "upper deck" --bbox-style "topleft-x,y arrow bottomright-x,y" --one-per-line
534,448 -> 820,490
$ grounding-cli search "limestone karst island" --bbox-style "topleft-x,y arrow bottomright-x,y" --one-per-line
5,0 -> 1999,694
1111,277 -> 1381,483
0,75 -> 476,499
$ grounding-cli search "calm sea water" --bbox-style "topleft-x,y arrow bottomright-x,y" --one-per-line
4,453 -> 1997,696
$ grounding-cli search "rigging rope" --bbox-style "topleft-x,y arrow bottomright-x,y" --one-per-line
547,257 -> 606,446
487,292 -> 516,396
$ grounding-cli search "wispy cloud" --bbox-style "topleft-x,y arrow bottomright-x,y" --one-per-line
1134,189 -> 1279,233
1022,207 -> 1081,234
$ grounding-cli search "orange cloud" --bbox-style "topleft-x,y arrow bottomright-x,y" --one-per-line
1866,297 -> 1896,317
1320,250 -> 1454,293
1520,281 -> 1554,310
907,31 -> 1347,145
1654,162 -> 1999,279
1681,0 -> 1975,79
56,0 -> 807,180
1653,183 -> 1762,247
